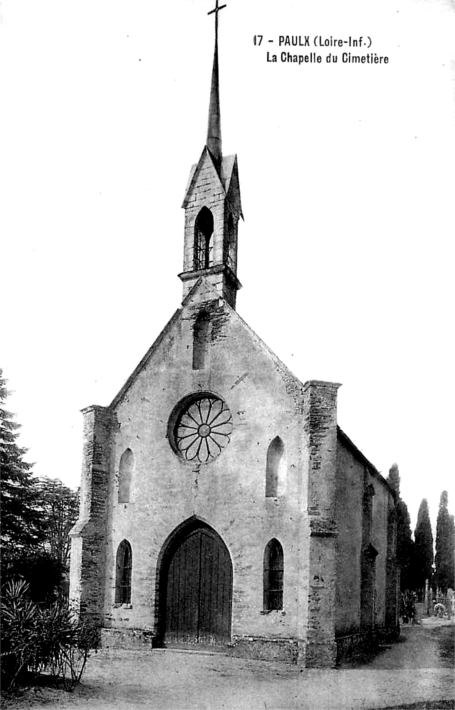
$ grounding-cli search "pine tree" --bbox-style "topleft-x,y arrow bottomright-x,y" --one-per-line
387,463 -> 415,591
435,491 -> 455,593
1,371 -> 82,601
0,369 -> 44,563
414,498 -> 434,595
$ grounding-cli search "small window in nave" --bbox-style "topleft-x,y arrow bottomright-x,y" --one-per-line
115,539 -> 132,605
263,539 -> 284,611
118,448 -> 134,503
265,437 -> 286,497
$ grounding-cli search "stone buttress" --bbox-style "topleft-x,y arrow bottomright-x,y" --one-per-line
69,405 -> 112,626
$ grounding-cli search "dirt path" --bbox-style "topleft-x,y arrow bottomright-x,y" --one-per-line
3,619 -> 454,710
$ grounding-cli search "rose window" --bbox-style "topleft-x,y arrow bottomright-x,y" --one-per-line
171,394 -> 233,463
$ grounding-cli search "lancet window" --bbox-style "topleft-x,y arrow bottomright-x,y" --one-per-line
115,540 -> 132,605
263,539 -> 284,611
194,207 -> 214,270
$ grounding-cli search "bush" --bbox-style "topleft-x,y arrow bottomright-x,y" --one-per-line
1,579 -> 97,691
1,551 -> 66,604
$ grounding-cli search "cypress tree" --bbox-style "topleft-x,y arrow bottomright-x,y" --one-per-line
387,463 -> 414,591
387,463 -> 401,498
414,498 -> 434,595
435,491 -> 455,593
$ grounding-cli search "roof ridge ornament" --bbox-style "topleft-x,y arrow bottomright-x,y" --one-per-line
206,0 -> 226,167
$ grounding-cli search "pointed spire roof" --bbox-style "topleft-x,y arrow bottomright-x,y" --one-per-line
206,2 -> 226,167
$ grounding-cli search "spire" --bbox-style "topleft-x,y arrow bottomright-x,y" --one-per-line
180,0 -> 242,310
206,1 -> 226,166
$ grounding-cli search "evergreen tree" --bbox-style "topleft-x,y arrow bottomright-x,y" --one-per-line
387,463 -> 401,498
0,369 -> 44,563
450,514 -> 455,590
435,491 -> 455,593
414,498 -> 434,594
387,463 -> 415,591
36,477 -> 79,568
1,370 -> 80,601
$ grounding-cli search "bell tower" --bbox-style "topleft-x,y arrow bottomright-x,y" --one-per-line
179,1 -> 243,310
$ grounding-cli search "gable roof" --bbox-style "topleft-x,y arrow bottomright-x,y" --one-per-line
109,308 -> 182,409
107,282 -> 390,494
222,154 -> 243,219
182,277 -> 308,407
182,147 -> 224,208
181,147 -> 242,214
108,278 -> 306,412
337,426 -> 395,497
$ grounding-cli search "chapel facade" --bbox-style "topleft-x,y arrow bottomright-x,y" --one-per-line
69,7 -> 399,667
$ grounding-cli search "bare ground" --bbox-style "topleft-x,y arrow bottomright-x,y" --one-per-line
2,619 -> 454,710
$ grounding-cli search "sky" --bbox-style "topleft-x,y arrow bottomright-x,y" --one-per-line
1,0 -> 454,535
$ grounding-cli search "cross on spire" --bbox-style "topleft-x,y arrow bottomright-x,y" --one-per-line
208,0 -> 226,44
206,0 -> 226,167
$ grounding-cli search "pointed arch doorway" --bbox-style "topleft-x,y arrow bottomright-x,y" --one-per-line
159,520 -> 233,647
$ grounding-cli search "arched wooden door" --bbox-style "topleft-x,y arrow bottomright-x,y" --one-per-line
163,526 -> 232,646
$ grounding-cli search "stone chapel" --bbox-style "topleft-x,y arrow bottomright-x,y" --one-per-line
69,5 -> 399,667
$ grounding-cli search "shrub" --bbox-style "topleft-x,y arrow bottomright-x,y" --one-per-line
1,551 -> 66,605
1,579 -> 97,691
1,579 -> 38,687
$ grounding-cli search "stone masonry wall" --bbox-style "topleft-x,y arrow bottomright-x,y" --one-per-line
69,294 -> 396,666
302,380 -> 340,667
335,438 -> 398,642
101,287 -> 312,660
69,405 -> 112,626
334,444 -> 363,635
